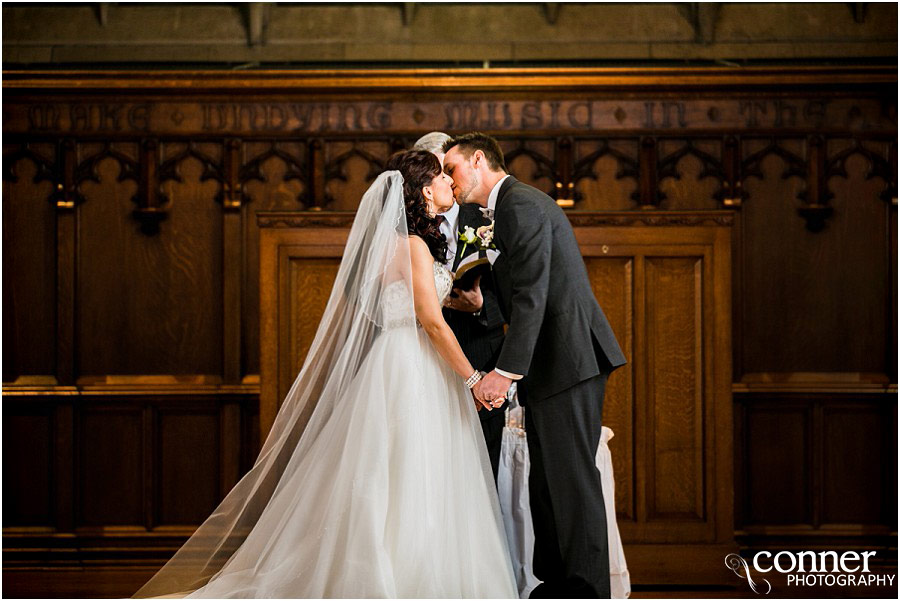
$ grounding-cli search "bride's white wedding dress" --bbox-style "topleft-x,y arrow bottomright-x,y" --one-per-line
186,263 -> 515,598
134,172 -> 517,599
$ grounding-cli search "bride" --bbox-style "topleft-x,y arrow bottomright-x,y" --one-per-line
133,150 -> 518,599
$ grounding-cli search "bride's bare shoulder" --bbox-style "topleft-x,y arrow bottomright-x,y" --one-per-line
408,234 -> 430,254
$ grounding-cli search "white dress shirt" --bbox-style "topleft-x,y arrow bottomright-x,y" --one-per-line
484,175 -> 521,383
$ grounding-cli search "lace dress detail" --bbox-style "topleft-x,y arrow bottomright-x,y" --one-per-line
433,261 -> 453,305
382,280 -> 415,330
382,262 -> 453,330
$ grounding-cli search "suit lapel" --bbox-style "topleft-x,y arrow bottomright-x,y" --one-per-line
492,176 -> 518,257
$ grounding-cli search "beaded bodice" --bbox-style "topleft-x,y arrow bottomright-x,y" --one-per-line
381,262 -> 452,330
432,261 -> 453,306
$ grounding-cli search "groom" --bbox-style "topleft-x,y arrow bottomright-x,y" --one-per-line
413,131 -> 508,481
442,133 -> 627,599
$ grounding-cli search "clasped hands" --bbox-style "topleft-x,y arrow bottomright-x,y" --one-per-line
471,370 -> 511,412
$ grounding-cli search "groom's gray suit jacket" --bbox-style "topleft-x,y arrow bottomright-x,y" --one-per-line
491,176 -> 627,402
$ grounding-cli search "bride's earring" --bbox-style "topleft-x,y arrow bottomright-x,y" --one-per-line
424,189 -> 435,217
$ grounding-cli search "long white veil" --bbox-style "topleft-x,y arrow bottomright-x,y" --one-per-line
133,171 -> 412,598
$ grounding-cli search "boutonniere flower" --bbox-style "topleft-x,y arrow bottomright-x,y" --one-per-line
458,222 -> 496,258
475,222 -> 495,248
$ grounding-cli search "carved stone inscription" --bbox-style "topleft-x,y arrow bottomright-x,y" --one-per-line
8,98 -> 893,134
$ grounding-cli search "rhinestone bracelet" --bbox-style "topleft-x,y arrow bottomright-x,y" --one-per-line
465,370 -> 483,389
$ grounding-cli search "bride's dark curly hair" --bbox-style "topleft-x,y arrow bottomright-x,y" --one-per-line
385,149 -> 449,263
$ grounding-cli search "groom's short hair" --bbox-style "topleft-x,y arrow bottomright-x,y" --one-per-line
443,132 -> 508,173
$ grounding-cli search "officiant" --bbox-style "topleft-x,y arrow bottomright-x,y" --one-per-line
414,131 -> 509,481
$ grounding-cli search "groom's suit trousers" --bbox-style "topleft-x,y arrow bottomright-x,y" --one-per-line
526,372 -> 612,599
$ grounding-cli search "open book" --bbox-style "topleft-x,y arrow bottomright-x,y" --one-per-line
452,256 -> 490,291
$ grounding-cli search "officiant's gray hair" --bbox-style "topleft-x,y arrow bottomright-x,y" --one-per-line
413,131 -> 452,155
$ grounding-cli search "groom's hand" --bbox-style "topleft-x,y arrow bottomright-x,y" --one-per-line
476,370 -> 511,409
443,275 -> 483,313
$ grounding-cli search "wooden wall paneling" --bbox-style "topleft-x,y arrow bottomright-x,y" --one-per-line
634,252 -> 648,530
582,255 -> 635,521
801,134 -> 832,232
322,139 -> 390,211
76,140 -> 225,380
824,143 -> 890,375
75,141 -> 139,378
571,216 -> 735,584
2,143 -> 57,382
638,137 -> 659,208
711,224 -> 734,547
259,218 -> 349,438
645,254 -> 705,525
735,393 -> 896,553
740,397 -> 812,528
572,138 -> 640,211
143,402 -> 154,530
821,400 -> 891,526
502,138 -> 558,199
241,140 -> 309,378
157,140 -> 225,377
223,139 -> 243,384
77,403 -> 144,528
2,402 -> 54,528
220,400 -> 242,497
56,139 -> 76,385
657,138 -> 724,210
156,402 -> 220,526
54,402 -> 75,533
739,138 -> 807,377
890,186 -> 898,382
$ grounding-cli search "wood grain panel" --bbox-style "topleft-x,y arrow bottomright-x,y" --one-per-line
2,405 -> 53,527
584,256 -> 634,520
657,139 -> 722,211
741,146 -> 889,376
242,146 -> 308,377
744,402 -> 810,526
259,224 -> 349,437
2,154 -> 56,381
823,150 -> 889,372
822,402 -> 888,525
323,140 -> 390,211
77,154 -> 223,378
77,406 -> 143,527
157,408 -> 220,526
285,257 -> 340,400
645,257 -> 704,520
574,139 -> 639,211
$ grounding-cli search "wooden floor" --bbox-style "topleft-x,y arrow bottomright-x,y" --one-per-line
3,568 -> 898,599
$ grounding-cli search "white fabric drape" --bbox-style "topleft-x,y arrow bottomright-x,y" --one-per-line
497,403 -> 631,599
